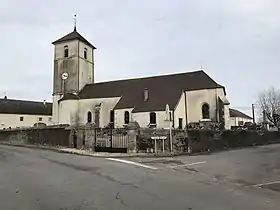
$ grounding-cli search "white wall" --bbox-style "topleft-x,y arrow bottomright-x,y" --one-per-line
173,92 -> 186,128
115,108 -> 134,128
58,97 -> 121,127
132,111 -> 170,128
173,88 -> 230,129
0,114 -> 52,129
230,117 -> 253,127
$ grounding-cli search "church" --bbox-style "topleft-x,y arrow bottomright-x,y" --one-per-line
0,26 -> 235,130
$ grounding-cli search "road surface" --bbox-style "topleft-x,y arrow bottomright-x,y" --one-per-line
0,144 -> 279,210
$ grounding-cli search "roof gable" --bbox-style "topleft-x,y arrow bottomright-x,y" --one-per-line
52,29 -> 96,49
229,108 -> 252,119
0,99 -> 52,116
78,70 -> 225,112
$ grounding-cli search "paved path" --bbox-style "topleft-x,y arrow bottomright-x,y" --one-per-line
0,145 -> 279,209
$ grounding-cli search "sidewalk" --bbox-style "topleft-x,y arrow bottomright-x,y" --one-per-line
0,142 -> 174,158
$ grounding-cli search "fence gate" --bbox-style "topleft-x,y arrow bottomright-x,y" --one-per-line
94,127 -> 129,153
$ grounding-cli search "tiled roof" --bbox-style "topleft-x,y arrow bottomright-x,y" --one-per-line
78,70 -> 225,112
0,98 -> 52,115
52,28 -> 96,49
229,108 -> 252,119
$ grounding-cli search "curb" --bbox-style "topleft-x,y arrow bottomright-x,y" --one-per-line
0,142 -> 175,158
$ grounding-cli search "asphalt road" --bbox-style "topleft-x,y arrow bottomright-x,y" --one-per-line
0,145 -> 280,210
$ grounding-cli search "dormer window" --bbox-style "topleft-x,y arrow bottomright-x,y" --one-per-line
84,48 -> 87,59
64,45 -> 69,58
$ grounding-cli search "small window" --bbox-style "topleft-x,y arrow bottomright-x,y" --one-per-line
87,111 -> 92,123
109,110 -> 115,128
84,48 -> 87,59
38,117 -> 42,122
64,45 -> 69,58
238,121 -> 244,126
124,111 -> 130,125
20,117 -> 24,121
178,118 -> 183,129
202,103 -> 210,119
150,112 -> 156,124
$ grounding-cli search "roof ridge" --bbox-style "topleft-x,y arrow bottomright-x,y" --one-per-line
87,70 -> 205,86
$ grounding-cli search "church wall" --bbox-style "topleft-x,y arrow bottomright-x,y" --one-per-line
78,41 -> 94,90
0,114 -> 52,129
58,100 -> 78,125
184,87 -> 230,129
76,97 -> 121,127
53,40 -> 79,94
132,111 -> 169,128
173,92 -> 186,129
114,108 -> 134,128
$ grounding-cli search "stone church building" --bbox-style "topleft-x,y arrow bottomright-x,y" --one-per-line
0,27 -> 239,130
52,27 -> 231,129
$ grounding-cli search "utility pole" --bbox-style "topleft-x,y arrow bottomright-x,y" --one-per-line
252,104 -> 256,124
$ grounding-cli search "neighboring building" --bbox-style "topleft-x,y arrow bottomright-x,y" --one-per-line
0,98 -> 52,129
229,108 -> 253,128
0,26 -> 232,130
52,27 -> 231,129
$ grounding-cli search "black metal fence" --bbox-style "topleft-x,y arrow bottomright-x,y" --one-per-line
94,127 -> 128,153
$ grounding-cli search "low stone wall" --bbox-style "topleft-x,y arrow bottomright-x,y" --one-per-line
136,129 -> 280,154
0,125 -> 70,147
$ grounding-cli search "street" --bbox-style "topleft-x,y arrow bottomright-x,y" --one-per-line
0,145 -> 280,210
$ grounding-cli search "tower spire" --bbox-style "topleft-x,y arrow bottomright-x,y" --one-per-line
73,14 -> 77,31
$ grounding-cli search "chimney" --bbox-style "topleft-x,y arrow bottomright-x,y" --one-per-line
144,88 -> 149,102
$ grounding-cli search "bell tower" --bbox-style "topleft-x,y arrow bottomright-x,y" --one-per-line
51,18 -> 96,124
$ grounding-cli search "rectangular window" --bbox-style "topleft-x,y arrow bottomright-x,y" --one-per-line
38,117 -> 42,122
178,118 -> 183,129
20,117 -> 24,121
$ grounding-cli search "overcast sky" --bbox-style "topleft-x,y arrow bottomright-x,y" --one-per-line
0,0 -> 279,114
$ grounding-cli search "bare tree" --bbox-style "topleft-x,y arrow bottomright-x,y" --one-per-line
257,86 -> 280,127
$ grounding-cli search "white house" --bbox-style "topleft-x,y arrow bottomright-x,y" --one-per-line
0,97 -> 52,129
229,108 -> 253,128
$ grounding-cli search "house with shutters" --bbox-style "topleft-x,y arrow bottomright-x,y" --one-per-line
52,27 -> 231,129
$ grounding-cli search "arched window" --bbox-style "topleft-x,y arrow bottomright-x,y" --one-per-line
124,111 -> 130,125
87,111 -> 92,123
84,48 -> 87,59
202,103 -> 210,119
150,112 -> 156,124
64,45 -> 69,58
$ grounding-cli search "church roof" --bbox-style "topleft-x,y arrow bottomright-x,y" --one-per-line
52,28 -> 96,49
229,108 -> 252,119
78,70 -> 225,112
0,98 -> 52,115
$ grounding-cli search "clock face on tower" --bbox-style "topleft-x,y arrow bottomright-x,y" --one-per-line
61,72 -> 68,80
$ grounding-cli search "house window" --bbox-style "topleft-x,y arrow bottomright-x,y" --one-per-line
38,117 -> 42,122
84,48 -> 87,59
202,103 -> 210,119
150,112 -> 156,124
87,111 -> 92,123
238,121 -> 244,126
124,111 -> 130,125
64,45 -> 69,58
178,118 -> 183,129
20,117 -> 24,121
